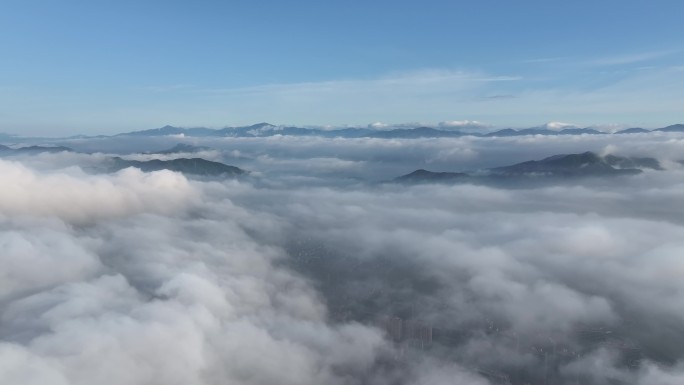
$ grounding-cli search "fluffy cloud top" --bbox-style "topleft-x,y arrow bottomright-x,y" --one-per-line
3,133 -> 684,384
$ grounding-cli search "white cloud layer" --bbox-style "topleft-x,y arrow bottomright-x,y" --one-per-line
4,133 -> 684,384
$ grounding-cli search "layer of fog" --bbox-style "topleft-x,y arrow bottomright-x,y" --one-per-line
0,162 -> 394,385
3,134 -> 684,384
46,132 -> 684,185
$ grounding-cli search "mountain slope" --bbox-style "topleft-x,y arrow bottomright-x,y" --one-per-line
616,127 -> 650,134
0,145 -> 74,155
490,152 -> 642,177
111,123 -> 684,139
394,152 -> 660,184
109,157 -> 245,176
394,169 -> 468,183
655,124 -> 684,132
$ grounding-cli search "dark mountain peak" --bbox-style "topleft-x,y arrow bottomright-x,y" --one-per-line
109,157 -> 245,177
540,151 -> 602,164
521,152 -> 661,171
118,125 -> 185,136
393,150 -> 660,184
247,122 -> 275,129
656,124 -> 684,132
402,169 -> 441,177
485,128 -> 519,137
118,125 -> 221,137
15,145 -> 74,153
155,125 -> 185,133
616,127 -> 650,134
0,145 -> 73,155
490,151 -> 651,177
394,169 -> 468,183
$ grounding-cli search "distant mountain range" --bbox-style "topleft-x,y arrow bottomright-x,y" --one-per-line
0,143 -> 245,177
0,145 -> 73,154
394,152 -> 662,184
2,123 -> 684,141
108,123 -> 684,139
0,142 -> 671,183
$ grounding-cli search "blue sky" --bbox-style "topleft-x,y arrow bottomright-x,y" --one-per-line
1,0 -> 683,135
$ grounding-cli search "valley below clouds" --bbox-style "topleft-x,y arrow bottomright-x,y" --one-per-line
3,133 -> 684,384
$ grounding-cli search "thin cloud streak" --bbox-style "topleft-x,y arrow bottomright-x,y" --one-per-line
142,65 -> 681,129
195,70 -> 523,96
587,49 -> 681,66
1,61 -> 682,134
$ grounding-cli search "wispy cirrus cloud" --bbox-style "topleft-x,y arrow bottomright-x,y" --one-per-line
3,59 -> 682,135
587,48 -> 680,66
148,69 -> 526,128
198,69 -> 522,96
84,65 -> 684,130
521,49 -> 681,68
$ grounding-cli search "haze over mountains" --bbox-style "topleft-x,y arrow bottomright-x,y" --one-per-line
3,122 -> 684,141
0,144 -> 74,154
107,157 -> 246,177
4,0 -> 684,383
395,152 -> 663,184
0,141 -> 665,184
116,122 -> 684,138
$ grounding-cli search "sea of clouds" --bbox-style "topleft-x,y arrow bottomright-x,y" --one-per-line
3,133 -> 684,384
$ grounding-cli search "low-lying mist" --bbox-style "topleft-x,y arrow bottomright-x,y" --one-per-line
3,134 -> 684,384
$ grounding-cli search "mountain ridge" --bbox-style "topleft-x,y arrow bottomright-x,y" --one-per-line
107,157 -> 246,177
109,123 -> 684,139
394,151 -> 662,184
